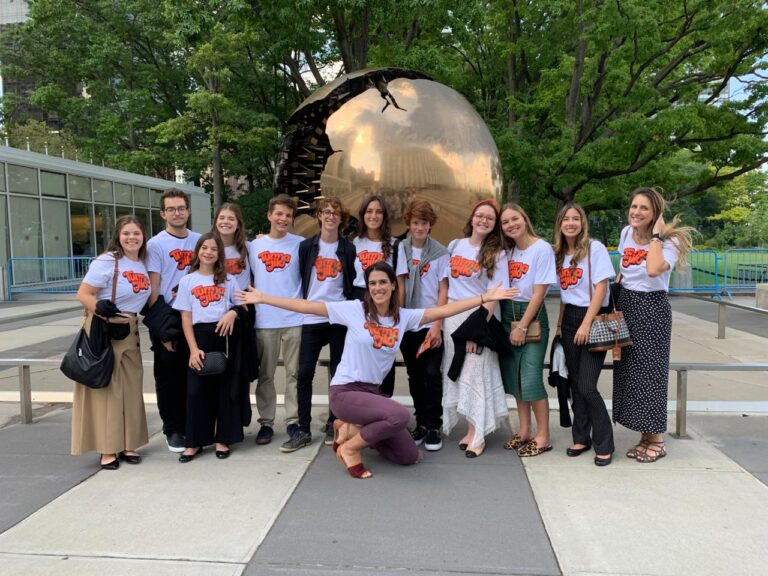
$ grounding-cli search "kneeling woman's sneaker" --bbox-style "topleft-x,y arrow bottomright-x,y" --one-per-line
425,429 -> 442,451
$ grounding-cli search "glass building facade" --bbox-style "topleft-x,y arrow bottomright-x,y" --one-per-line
1,147 -> 210,294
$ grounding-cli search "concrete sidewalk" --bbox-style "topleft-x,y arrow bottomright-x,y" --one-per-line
0,297 -> 767,575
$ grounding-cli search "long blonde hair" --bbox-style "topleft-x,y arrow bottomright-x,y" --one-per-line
629,187 -> 695,264
553,203 -> 591,271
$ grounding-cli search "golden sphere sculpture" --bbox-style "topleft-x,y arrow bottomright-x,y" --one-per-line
274,68 -> 502,244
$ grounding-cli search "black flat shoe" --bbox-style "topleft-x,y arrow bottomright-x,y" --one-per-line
215,449 -> 231,460
179,447 -> 203,463
566,445 -> 592,457
100,455 -> 119,470
594,454 -> 613,467
119,452 -> 142,465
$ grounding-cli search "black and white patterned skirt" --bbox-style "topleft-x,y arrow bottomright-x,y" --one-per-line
612,288 -> 672,433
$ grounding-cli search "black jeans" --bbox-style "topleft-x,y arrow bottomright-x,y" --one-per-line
296,322 -> 346,434
400,328 -> 444,430
561,304 -> 614,455
150,331 -> 189,436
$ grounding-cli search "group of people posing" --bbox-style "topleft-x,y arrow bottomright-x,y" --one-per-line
71,186 -> 693,479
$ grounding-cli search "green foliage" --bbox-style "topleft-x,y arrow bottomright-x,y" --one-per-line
1,0 -> 766,241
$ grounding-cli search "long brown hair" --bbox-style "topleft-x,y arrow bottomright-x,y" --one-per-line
629,187 -> 695,264
553,203 -> 591,271
363,261 -> 400,324
213,203 -> 248,270
189,232 -> 228,285
357,194 -> 394,261
106,215 -> 148,261
461,199 -> 503,278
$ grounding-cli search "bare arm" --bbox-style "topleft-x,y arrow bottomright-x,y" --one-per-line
510,284 -> 548,346
397,275 -> 406,307
236,286 -> 328,317
76,282 -> 99,315
556,301 -> 564,337
646,216 -> 671,277
181,311 -> 204,370
148,272 -> 161,306
420,284 -> 518,326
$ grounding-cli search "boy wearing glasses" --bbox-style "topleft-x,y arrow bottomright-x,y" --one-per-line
146,188 -> 201,452
281,198 -> 357,451
248,194 -> 304,447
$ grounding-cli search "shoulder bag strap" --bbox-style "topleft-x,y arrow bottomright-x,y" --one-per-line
111,254 -> 119,303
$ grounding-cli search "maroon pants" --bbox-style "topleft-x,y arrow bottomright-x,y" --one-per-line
329,382 -> 419,465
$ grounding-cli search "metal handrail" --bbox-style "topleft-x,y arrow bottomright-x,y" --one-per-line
2,357 -> 766,438
683,294 -> 768,339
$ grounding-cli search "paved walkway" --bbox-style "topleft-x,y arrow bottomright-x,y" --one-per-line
0,297 -> 767,575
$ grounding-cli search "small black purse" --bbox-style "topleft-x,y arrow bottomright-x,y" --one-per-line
196,336 -> 229,376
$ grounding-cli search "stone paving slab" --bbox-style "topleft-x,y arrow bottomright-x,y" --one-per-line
522,421 -> 768,576
0,430 -> 319,565
0,553 -> 243,576
688,413 -> 768,486
248,428 -> 561,576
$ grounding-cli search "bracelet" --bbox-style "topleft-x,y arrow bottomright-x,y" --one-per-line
651,233 -> 663,243
480,294 -> 485,304
516,325 -> 528,333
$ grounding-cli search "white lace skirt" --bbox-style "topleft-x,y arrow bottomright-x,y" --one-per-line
441,308 -> 508,447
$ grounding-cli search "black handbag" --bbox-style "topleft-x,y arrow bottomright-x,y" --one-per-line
60,315 -> 114,389
196,336 -> 229,376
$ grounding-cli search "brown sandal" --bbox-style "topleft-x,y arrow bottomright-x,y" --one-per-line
517,440 -> 553,457
504,433 -> 529,451
635,441 -> 666,463
626,440 -> 649,459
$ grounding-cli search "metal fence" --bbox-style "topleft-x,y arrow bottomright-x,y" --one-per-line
6,257 -> 93,299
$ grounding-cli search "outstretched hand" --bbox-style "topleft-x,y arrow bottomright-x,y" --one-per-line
235,285 -> 263,305
482,283 -> 520,303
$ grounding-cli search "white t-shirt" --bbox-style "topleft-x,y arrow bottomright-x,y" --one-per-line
447,238 -> 508,301
305,239 -> 346,325
248,233 -> 303,328
326,300 -> 424,386
508,239 -> 557,302
147,229 -> 202,303
83,253 -> 151,313
352,237 -> 408,288
618,226 -> 678,292
405,247 -> 449,329
558,240 -> 615,307
173,271 -> 238,324
223,244 -> 251,290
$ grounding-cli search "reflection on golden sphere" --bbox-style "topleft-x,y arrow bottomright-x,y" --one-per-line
276,69 -> 501,244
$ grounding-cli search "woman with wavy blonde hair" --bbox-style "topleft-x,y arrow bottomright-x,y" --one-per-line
614,187 -> 694,463
499,203 -> 557,457
553,203 -> 616,466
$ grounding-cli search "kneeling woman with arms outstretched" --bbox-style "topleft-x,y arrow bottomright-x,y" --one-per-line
237,261 -> 518,479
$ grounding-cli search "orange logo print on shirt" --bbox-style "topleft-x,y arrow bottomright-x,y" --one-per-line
412,259 -> 430,278
122,271 -> 149,293
363,322 -> 399,349
259,251 -> 291,272
191,285 -> 226,307
225,258 -> 244,275
358,250 -> 384,271
450,256 -> 480,278
559,267 -> 583,290
314,257 -> 342,281
508,261 -> 530,281
622,248 -> 648,268
169,249 -> 194,271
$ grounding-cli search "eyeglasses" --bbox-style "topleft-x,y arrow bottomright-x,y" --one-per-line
473,214 -> 495,222
162,206 -> 188,214
320,210 -> 340,219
